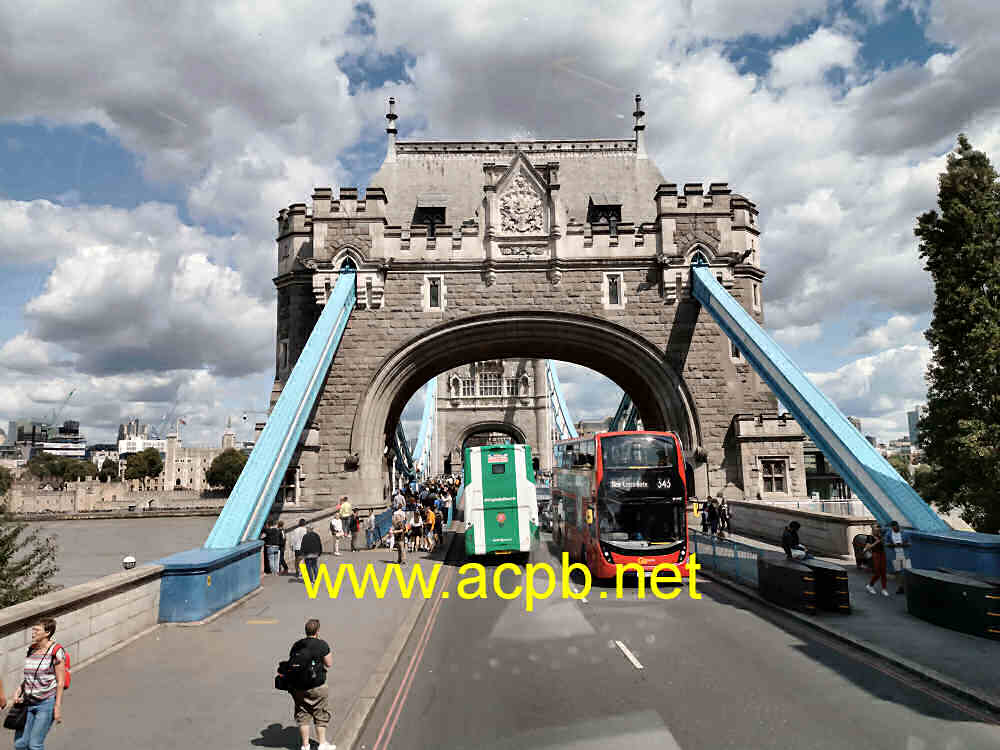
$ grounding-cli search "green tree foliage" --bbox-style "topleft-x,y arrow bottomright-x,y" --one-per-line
26,452 -> 98,485
206,449 -> 248,493
124,448 -> 164,489
0,504 -> 60,607
98,458 -> 120,482
915,134 -> 1000,533
0,466 -> 11,497
887,454 -> 912,486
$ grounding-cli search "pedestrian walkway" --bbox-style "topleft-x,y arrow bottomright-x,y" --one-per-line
691,520 -> 1000,707
47,545 -> 444,750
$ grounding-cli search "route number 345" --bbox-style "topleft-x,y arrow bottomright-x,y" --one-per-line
657,478 -> 671,489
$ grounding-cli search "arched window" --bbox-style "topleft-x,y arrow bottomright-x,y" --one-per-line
690,251 -> 709,266
339,257 -> 358,273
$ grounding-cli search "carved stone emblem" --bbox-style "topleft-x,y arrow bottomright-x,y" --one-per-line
499,173 -> 543,234
499,245 -> 546,257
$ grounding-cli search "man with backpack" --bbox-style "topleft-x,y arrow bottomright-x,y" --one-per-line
278,618 -> 334,750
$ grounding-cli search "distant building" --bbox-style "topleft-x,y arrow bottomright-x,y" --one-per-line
907,405 -> 926,447
86,444 -> 119,471
575,417 -> 612,438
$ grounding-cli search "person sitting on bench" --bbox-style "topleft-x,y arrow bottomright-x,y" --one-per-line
782,521 -> 808,560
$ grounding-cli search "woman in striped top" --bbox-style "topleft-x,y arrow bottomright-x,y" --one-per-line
11,617 -> 65,749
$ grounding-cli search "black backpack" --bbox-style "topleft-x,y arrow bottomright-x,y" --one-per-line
283,645 -> 324,690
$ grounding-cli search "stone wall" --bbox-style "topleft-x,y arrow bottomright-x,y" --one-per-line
5,481 -> 225,514
279,263 -> 777,508
0,566 -> 162,695
727,499 -> 873,557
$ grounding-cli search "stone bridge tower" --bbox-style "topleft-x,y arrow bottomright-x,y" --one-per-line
272,95 -> 789,509
432,358 -> 551,477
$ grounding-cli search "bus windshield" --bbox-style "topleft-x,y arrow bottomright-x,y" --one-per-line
598,499 -> 685,544
600,434 -> 677,469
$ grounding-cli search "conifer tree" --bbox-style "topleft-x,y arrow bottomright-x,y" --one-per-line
915,134 -> 1000,533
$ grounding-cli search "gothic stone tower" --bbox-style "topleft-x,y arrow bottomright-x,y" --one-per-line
271,96 -> 803,509
432,358 -> 552,477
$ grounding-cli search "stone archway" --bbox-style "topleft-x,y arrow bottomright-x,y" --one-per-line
347,310 -> 703,506
456,420 -> 528,452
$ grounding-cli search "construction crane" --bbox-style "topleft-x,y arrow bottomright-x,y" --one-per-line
49,389 -> 76,426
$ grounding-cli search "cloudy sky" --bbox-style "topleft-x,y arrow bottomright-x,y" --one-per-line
1,0 -> 997,450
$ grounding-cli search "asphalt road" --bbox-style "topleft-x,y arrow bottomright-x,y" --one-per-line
357,534 -> 1000,750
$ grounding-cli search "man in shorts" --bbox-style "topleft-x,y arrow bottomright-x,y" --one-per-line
285,618 -> 334,750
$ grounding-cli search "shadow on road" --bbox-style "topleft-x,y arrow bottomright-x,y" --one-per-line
251,722 -> 301,749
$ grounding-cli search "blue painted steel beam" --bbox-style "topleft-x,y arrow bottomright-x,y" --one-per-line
546,361 -> 578,440
691,264 -> 948,532
393,422 -> 414,477
412,378 -> 436,477
205,270 -> 357,548
610,392 -> 632,432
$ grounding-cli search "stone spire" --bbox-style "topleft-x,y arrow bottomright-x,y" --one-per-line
385,96 -> 399,164
633,93 -> 647,159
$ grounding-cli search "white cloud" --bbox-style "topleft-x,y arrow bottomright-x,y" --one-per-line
845,314 -> 925,356
772,323 -> 823,347
807,344 -> 931,440
769,28 -> 860,89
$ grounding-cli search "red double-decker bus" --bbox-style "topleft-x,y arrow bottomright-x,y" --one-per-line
551,431 -> 689,578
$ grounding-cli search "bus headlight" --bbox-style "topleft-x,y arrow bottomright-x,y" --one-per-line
601,545 -> 614,564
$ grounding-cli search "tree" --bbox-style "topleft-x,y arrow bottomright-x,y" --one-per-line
124,448 -> 164,490
915,134 -> 1000,533
207,449 -> 248,493
887,454 -> 912,486
0,466 -> 11,497
0,503 -> 60,607
98,458 -> 120,483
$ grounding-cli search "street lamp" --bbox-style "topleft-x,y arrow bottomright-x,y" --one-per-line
122,555 -> 136,570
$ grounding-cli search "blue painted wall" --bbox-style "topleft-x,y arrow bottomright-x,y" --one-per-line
157,541 -> 263,622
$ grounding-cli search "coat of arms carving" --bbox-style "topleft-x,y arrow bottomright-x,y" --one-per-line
499,174 -> 543,234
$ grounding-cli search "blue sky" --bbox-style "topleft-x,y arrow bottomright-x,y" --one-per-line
1,0 -> 997,449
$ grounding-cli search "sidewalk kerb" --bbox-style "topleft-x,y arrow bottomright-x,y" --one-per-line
165,585 -> 264,627
698,567 -> 1000,716
333,531 -> 461,750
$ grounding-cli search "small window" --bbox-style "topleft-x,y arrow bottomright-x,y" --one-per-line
603,272 -> 625,308
491,463 -> 506,475
505,378 -> 518,397
423,275 -> 446,311
278,339 -> 289,370
461,378 -> 475,397
762,459 -> 787,493
752,283 -> 760,310
731,340 -> 741,360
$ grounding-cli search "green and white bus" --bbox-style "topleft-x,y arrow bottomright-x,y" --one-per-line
462,443 -> 539,559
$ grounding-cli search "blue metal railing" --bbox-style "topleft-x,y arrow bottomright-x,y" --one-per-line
691,264 -> 947,533
690,530 -> 760,588
205,270 -> 357,548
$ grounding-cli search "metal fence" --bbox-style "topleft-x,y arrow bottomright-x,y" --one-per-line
690,531 -> 761,588
752,499 -> 874,518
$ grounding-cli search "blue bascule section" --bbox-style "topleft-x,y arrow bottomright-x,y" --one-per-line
411,378 -> 437,478
546,360 -> 578,441
206,270 -> 357,549
691,264 -> 948,533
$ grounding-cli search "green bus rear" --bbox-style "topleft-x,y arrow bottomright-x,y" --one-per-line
463,444 -> 538,558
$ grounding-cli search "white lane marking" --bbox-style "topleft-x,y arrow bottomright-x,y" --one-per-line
615,640 -> 644,670
570,586 -> 588,603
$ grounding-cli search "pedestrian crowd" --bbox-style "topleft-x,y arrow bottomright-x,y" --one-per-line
258,475 -> 460,576
697,493 -> 731,538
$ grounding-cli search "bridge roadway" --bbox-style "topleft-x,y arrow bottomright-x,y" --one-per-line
36,535 -> 999,749
357,536 -> 999,750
